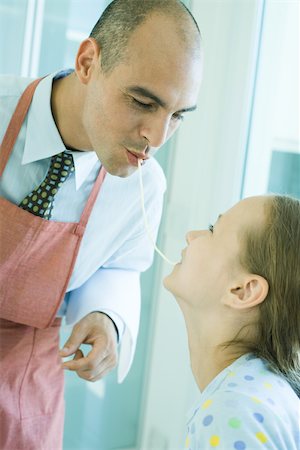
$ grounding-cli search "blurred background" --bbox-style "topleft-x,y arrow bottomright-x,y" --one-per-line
0,0 -> 298,448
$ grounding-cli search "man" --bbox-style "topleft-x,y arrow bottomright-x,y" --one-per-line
0,0 -> 202,448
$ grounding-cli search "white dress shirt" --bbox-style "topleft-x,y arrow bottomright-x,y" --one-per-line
0,72 -> 166,381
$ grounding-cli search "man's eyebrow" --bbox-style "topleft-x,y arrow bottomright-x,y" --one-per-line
126,85 -> 197,113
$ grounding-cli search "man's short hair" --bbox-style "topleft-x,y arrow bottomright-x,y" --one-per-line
89,0 -> 201,74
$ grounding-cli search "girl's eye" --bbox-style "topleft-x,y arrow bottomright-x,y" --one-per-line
172,112 -> 184,122
208,224 -> 214,233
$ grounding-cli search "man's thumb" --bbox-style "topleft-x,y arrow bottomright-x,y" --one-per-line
59,326 -> 85,357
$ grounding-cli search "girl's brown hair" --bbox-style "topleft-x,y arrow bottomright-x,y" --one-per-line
239,195 -> 300,395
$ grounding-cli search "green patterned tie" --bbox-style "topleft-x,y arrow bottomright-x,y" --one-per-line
19,152 -> 74,219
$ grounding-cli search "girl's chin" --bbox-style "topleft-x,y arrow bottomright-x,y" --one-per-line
163,274 -> 172,291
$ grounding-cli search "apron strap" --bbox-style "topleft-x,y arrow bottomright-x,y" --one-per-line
0,75 -> 107,230
0,78 -> 42,177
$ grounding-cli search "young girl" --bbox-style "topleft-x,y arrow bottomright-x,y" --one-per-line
164,195 -> 300,450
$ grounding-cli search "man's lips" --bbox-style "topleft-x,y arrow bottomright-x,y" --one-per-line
124,147 -> 150,167
126,148 -> 149,161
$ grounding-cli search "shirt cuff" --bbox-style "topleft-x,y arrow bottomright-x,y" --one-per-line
93,309 -> 125,343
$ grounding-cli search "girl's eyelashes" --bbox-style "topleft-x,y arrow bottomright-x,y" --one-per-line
208,224 -> 214,233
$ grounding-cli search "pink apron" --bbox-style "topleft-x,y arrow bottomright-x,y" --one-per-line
0,78 -> 106,449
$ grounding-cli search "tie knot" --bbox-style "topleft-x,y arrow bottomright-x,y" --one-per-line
46,152 -> 75,187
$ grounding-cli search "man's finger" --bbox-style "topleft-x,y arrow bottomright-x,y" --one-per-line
59,324 -> 87,357
62,338 -> 109,371
75,356 -> 115,382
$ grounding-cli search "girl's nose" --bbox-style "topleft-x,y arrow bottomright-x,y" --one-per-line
186,230 -> 200,244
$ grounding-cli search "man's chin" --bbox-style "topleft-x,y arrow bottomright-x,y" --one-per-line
104,163 -> 137,178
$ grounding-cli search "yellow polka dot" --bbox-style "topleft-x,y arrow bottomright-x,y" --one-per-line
22,199 -> 28,205
228,371 -> 236,377
263,382 -> 272,389
65,159 -> 72,165
33,206 -> 39,212
202,399 -> 213,409
41,192 -> 47,198
54,163 -> 61,168
51,174 -> 58,180
251,396 -> 262,404
61,170 -> 68,177
256,432 -> 268,443
209,435 -> 220,447
31,194 -> 37,201
184,435 -> 190,448
51,188 -> 57,195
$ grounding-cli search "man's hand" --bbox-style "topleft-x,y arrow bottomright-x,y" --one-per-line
59,312 -> 118,381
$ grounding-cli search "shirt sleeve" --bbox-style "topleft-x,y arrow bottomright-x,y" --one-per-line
64,159 -> 166,382
65,268 -> 141,383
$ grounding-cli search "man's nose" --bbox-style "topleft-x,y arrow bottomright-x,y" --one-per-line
140,115 -> 170,148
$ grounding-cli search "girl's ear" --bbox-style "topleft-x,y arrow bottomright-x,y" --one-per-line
222,275 -> 269,310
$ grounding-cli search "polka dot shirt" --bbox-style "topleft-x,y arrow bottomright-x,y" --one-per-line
185,354 -> 300,449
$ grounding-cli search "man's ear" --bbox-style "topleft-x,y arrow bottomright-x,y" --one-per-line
222,275 -> 269,310
75,38 -> 100,84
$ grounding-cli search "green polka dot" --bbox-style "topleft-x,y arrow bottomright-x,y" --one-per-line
41,192 -> 47,198
43,202 -> 49,208
51,188 -> 57,195
22,199 -> 28,205
41,182 -> 46,187
31,194 -> 37,201
54,163 -> 61,168
61,170 -> 68,177
228,418 -> 241,429
33,206 -> 39,212
51,174 -> 58,180
65,159 -> 72,165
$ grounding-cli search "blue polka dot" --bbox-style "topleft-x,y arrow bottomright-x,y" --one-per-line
190,423 -> 196,434
267,398 -> 275,405
228,382 -> 238,387
202,415 -> 213,426
253,412 -> 264,423
234,441 -> 246,450
244,375 -> 254,381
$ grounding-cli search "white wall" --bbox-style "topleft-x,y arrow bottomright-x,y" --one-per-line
138,1 -> 263,449
243,0 -> 299,196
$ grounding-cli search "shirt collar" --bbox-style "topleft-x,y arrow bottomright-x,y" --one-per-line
22,70 -> 99,190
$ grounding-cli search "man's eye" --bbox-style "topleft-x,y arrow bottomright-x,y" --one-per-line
208,224 -> 214,233
132,98 -> 153,109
